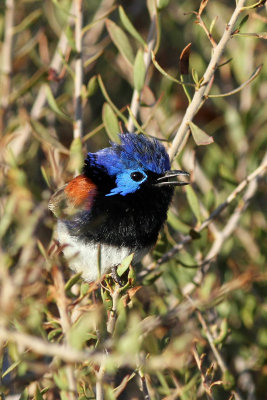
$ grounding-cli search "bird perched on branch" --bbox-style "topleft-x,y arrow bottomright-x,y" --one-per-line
49,133 -> 189,283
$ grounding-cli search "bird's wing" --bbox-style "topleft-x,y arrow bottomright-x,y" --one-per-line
48,175 -> 98,219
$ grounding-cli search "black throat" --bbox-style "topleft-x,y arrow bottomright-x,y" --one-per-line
65,184 -> 174,250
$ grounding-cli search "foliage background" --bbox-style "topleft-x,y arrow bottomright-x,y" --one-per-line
0,0 -> 267,399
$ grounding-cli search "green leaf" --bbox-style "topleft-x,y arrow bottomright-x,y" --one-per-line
53,369 -> 69,390
102,103 -> 120,142
101,288 -> 113,311
186,185 -> 201,223
98,75 -> 128,124
31,119 -> 69,153
69,313 -> 99,350
117,253 -> 134,277
2,359 -> 21,378
45,85 -> 72,122
127,107 -> 146,134
188,121 -> 214,146
105,19 -> 135,65
238,15 -> 249,32
133,49 -> 146,92
210,16 -> 218,34
65,25 -> 76,51
191,68 -> 199,85
68,137 -> 83,173
167,210 -> 191,234
84,49 -> 103,68
119,6 -> 146,47
35,386 -> 45,400
13,9 -> 42,33
64,272 -> 82,292
40,166 -> 51,189
158,0 -> 170,9
80,282 -> 89,296
47,328 -> 62,341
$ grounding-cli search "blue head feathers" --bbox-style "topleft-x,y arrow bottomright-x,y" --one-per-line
86,133 -> 171,196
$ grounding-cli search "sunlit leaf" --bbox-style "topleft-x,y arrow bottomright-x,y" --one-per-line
102,103 -> 120,142
186,185 -> 202,223
133,49 -> 146,92
105,19 -> 135,65
13,9 -> 42,33
87,75 -> 98,97
188,121 -> 214,146
45,85 -> 72,122
119,6 -> 146,47
117,253 -> 134,277
68,137 -> 83,173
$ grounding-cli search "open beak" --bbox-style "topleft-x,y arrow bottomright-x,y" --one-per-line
155,170 -> 190,187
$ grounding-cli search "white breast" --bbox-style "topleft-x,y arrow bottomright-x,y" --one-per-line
57,221 -> 148,282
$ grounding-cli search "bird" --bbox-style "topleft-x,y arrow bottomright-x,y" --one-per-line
48,133 -> 189,283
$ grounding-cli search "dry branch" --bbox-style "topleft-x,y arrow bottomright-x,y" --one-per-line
140,153 -> 267,279
0,0 -> 14,130
73,0 -> 83,142
168,0 -> 247,161
127,10 -> 157,132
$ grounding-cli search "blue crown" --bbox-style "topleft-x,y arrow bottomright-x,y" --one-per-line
85,133 -> 171,196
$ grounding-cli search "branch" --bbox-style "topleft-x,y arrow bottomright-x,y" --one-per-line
0,325 -> 92,363
0,0 -> 14,130
7,1 -> 75,158
139,153 -> 267,278
168,0 -> 247,161
127,8 -> 157,132
52,266 -> 77,399
73,0 -> 83,141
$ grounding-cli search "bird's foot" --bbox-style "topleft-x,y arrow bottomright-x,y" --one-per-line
111,265 -> 124,287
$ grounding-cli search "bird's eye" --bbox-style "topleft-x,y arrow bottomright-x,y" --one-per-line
130,171 -> 145,182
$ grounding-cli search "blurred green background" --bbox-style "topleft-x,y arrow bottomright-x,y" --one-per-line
0,0 -> 266,399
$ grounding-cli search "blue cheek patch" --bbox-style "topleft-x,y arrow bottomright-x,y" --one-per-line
106,170 -> 147,196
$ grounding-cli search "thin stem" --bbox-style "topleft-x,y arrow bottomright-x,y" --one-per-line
0,0 -> 14,130
96,284 -> 121,399
192,345 -> 215,400
168,0 -> 247,161
127,11 -> 157,132
139,153 -> 267,277
73,0 -> 83,141
52,266 -> 77,399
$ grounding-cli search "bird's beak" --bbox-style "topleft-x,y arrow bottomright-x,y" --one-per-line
155,170 -> 190,187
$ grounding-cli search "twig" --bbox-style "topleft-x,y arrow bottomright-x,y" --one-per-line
208,64 -> 262,98
190,303 -> 246,400
0,325 -> 92,363
52,266 -> 77,399
192,345 -> 215,400
127,9 -> 157,132
95,362 -> 105,400
195,13 -> 217,48
139,370 -> 151,400
0,0 -> 14,130
7,1 -> 76,158
182,159 -> 265,296
73,0 -> 83,142
106,285 -> 121,335
192,304 -> 228,374
168,0 -> 247,161
96,284 -> 121,399
139,153 -> 267,278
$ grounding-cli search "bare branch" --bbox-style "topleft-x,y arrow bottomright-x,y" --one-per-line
139,153 -> 267,278
0,0 -> 15,130
168,0 -> 247,161
73,0 -> 83,141
127,9 -> 157,132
